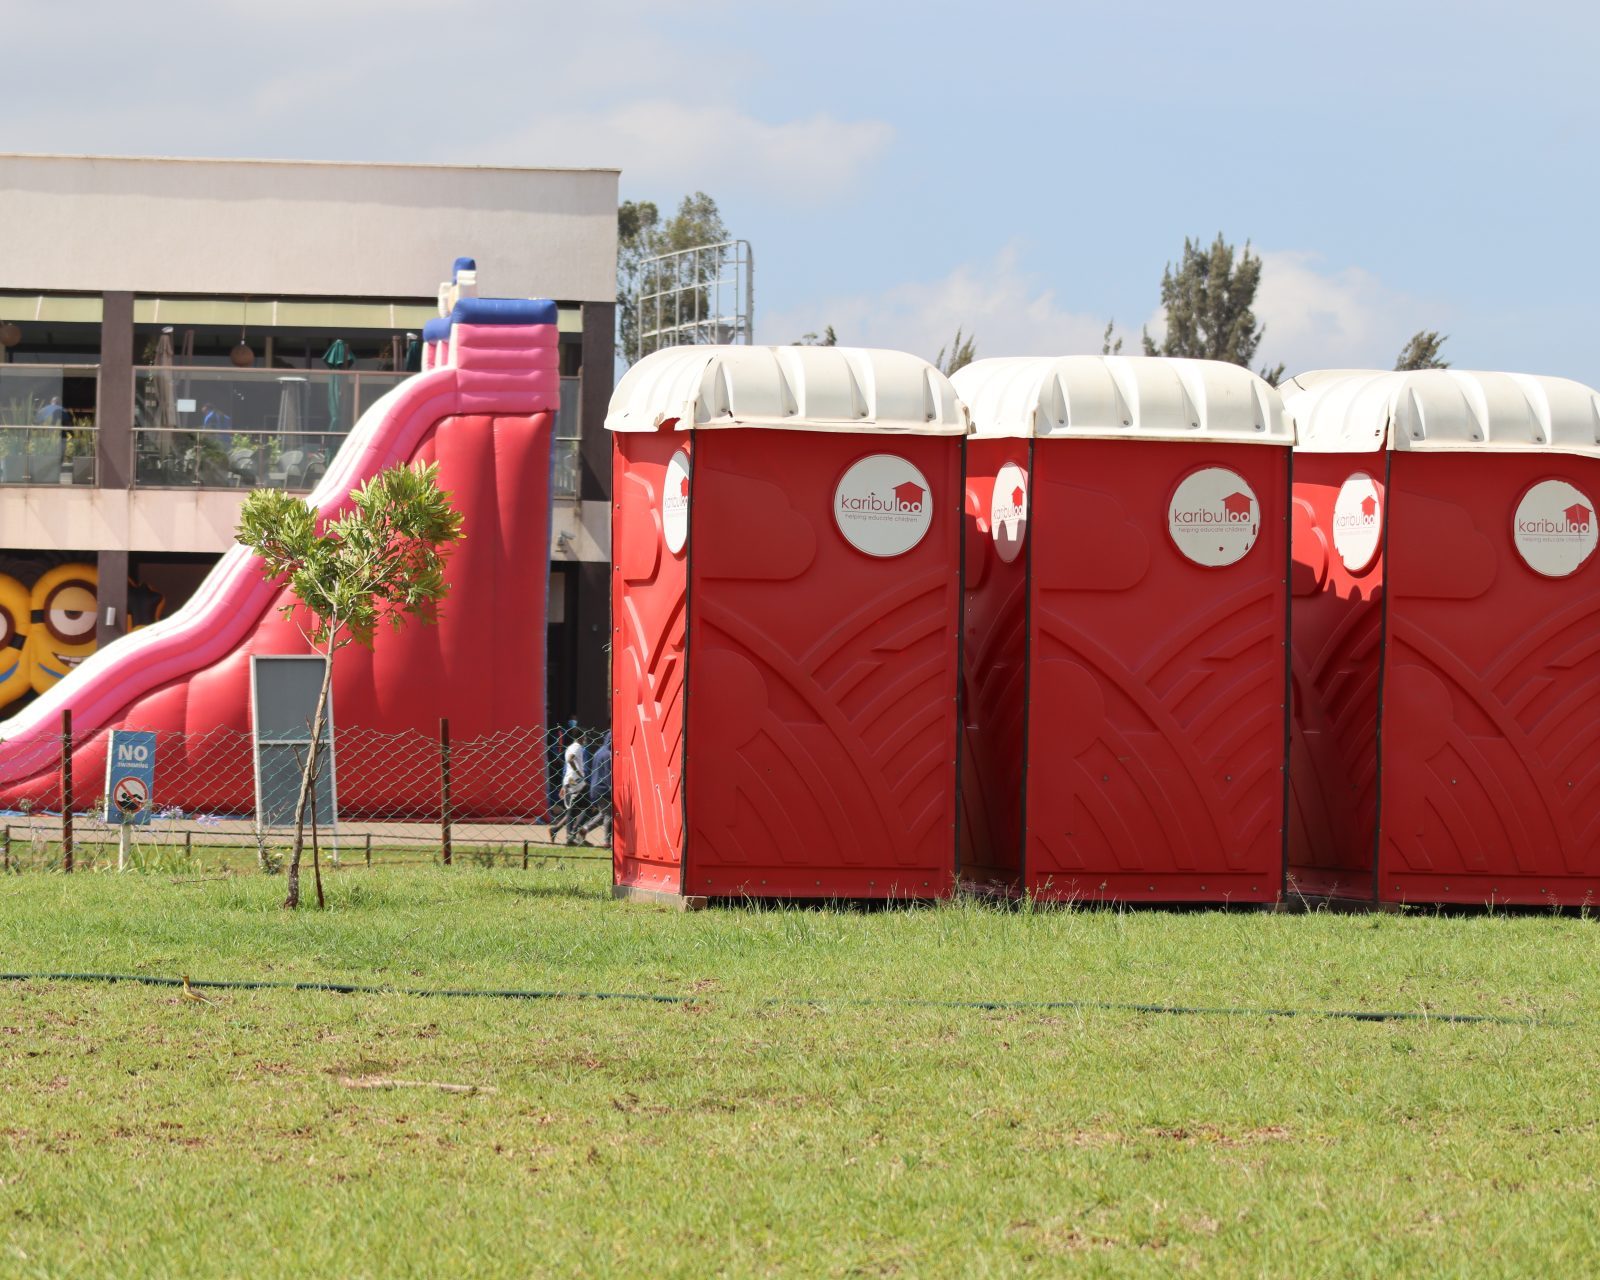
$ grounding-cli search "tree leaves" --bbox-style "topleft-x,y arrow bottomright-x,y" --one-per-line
1394,330 -> 1450,371
936,328 -> 978,377
237,461 -> 465,653
1142,234 -> 1273,376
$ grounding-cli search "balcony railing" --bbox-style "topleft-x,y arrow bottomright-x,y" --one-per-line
0,426 -> 97,486
0,365 -> 584,493
0,365 -> 100,486
132,366 -> 409,490
133,428 -> 349,490
134,366 -> 407,437
554,375 -> 580,499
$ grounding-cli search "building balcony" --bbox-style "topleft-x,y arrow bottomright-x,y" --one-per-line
1,364 -> 584,496
0,364 -> 99,486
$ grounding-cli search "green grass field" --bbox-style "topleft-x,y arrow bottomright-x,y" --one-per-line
3,864 -> 1598,1277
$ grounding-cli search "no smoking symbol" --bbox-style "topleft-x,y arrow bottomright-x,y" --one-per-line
113,776 -> 149,816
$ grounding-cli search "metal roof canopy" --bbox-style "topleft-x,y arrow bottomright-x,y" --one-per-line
1284,368 -> 1600,456
605,345 -> 967,435
952,355 -> 1290,445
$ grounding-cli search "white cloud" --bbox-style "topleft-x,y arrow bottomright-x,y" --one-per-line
762,246 -> 1107,362
470,101 -> 894,201
1253,250 -> 1439,375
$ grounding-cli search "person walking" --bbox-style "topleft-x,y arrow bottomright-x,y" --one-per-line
582,731 -> 612,845
560,721 -> 587,845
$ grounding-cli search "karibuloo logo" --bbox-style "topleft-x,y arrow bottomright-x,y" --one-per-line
662,449 -> 690,555
1167,467 -> 1260,567
989,462 -> 1028,564
1332,473 -> 1383,573
833,454 -> 934,557
1514,479 -> 1598,578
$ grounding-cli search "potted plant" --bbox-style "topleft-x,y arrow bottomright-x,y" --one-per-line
65,422 -> 96,485
25,428 -> 63,483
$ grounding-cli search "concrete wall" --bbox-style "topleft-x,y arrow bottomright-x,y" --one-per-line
0,154 -> 619,303
0,486 -> 611,560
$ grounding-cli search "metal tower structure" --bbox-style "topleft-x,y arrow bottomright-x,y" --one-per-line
634,240 -> 754,361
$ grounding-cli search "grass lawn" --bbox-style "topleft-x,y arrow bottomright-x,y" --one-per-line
3,864 -> 1598,1277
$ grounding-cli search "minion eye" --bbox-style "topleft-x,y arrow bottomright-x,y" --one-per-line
43,581 -> 96,644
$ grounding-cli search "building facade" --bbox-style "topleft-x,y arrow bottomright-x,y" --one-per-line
0,154 -> 618,725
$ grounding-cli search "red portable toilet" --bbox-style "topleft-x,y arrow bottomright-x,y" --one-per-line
954,356 -> 1292,903
1285,369 -> 1600,906
607,345 -> 968,903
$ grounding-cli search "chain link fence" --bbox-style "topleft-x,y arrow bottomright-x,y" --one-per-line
0,723 -> 613,874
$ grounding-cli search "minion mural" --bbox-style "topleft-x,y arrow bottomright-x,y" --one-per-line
26,563 -> 98,694
0,574 -> 32,708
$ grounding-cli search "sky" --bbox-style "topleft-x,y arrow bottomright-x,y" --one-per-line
7,0 -> 1599,383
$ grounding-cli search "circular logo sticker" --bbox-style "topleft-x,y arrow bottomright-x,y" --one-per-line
1513,479 -> 1597,578
662,449 -> 690,555
834,454 -> 934,558
990,462 -> 1028,564
1167,467 -> 1260,567
1332,472 -> 1384,573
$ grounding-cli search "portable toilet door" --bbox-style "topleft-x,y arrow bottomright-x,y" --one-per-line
1285,369 -> 1600,907
953,356 -> 1293,904
1284,370 -> 1391,901
607,345 -> 968,903
953,355 -> 1292,902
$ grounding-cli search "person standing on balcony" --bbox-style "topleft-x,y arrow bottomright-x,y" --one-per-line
35,396 -> 69,426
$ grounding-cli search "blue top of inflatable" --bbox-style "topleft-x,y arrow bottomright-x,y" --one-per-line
424,257 -> 557,341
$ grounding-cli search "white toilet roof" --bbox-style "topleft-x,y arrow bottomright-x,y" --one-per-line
952,355 -> 1290,445
1283,368 -> 1600,456
605,345 -> 968,435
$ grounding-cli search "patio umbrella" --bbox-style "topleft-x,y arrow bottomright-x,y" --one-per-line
321,338 -> 354,431
155,328 -> 177,428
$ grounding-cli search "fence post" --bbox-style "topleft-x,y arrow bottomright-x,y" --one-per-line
439,717 -> 453,866
522,839 -> 529,870
2,824 -> 9,872
365,832 -> 372,867
60,709 -> 73,873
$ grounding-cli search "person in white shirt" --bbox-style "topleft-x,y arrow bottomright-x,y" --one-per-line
560,722 -> 587,845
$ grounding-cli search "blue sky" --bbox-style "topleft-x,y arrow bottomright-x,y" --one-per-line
10,0 -> 1599,382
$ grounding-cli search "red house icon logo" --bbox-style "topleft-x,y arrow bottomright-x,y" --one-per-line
1360,495 -> 1377,519
893,481 -> 925,509
1565,503 -> 1591,529
1011,485 -> 1025,508
679,475 -> 689,498
1221,492 -> 1253,518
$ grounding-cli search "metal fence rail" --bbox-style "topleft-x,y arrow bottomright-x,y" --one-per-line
0,722 -> 613,873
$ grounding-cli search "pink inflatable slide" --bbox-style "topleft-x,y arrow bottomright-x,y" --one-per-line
0,259 -> 561,820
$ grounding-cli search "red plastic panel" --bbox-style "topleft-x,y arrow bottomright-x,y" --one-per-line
1380,453 -> 1600,905
683,431 -> 960,899
1026,440 -> 1289,903
1287,453 -> 1386,899
611,431 -> 690,895
959,438 -> 1029,891
0,411 -> 552,820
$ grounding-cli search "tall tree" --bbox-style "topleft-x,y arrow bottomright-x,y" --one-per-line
794,325 -> 838,347
1101,321 -> 1123,356
237,462 -> 465,909
936,327 -> 977,376
1394,330 -> 1450,371
1142,233 -> 1282,383
617,192 -> 731,364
